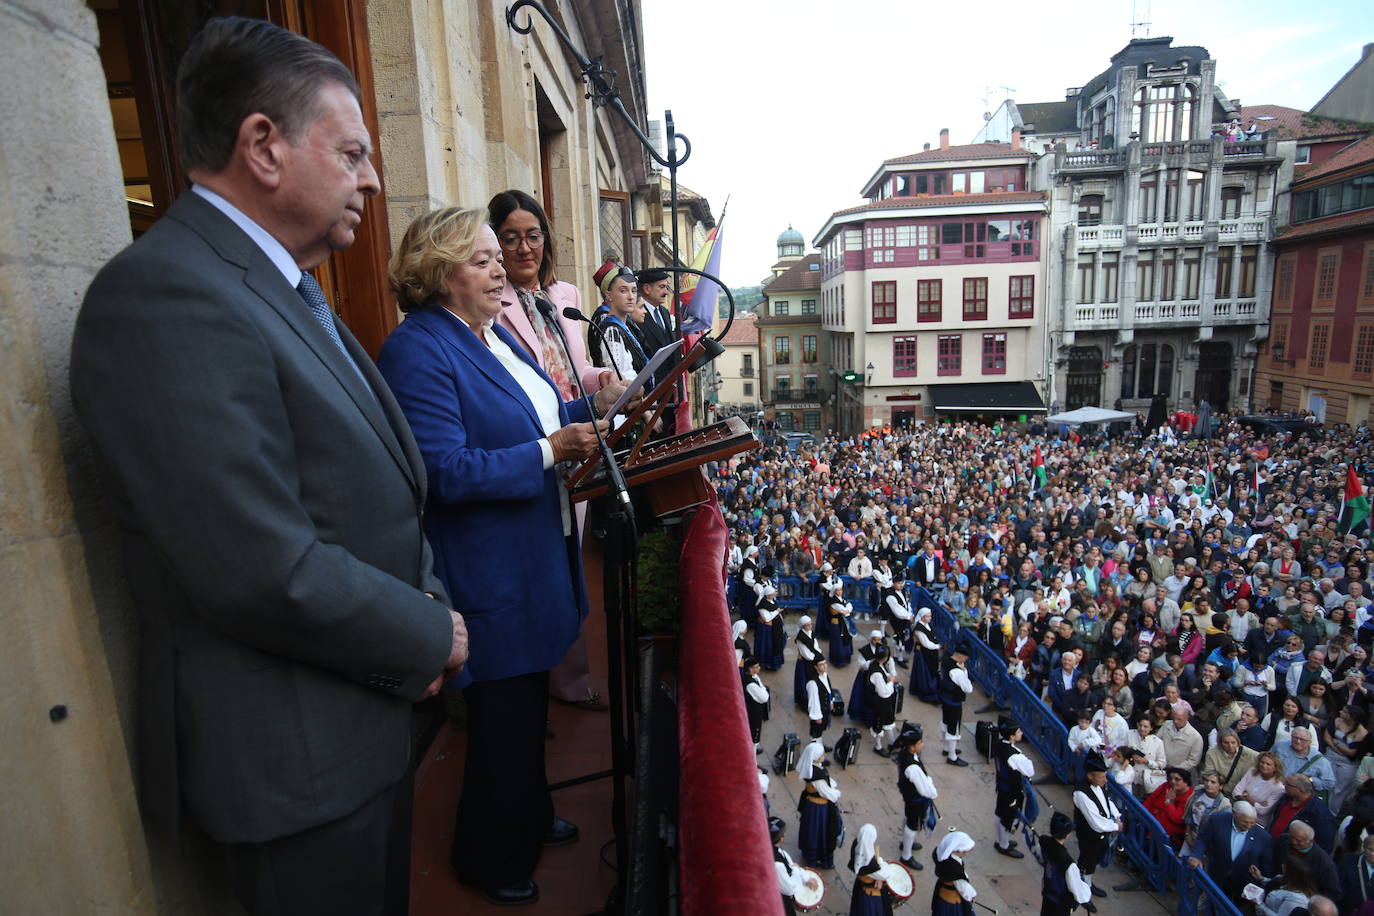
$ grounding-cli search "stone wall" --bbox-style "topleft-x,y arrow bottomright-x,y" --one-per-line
0,0 -> 154,910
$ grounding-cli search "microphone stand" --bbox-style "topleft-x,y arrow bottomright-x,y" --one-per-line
534,298 -> 639,903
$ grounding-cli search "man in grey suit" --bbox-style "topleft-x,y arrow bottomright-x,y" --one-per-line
70,18 -> 464,916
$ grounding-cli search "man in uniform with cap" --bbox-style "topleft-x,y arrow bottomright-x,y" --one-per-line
993,722 -> 1036,858
892,723 -> 937,870
1073,750 -> 1123,909
805,655 -> 837,742
939,646 -> 975,766
1040,812 -> 1094,916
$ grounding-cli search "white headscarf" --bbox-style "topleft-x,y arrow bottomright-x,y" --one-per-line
732,620 -> 748,641
798,739 -> 825,780
762,583 -> 778,597
746,545 -> 759,557
869,630 -> 884,641
916,608 -> 933,625
852,823 -> 878,872
936,831 -> 975,861
758,769 -> 770,794
799,616 -> 813,627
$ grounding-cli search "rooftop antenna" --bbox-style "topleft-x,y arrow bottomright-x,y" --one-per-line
981,84 -> 1018,112
1130,0 -> 1152,39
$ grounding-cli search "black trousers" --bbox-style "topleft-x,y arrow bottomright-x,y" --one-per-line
223,769 -> 414,916
452,670 -> 555,889
1077,830 -> 1106,877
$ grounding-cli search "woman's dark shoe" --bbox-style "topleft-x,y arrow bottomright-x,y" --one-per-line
484,879 -> 539,906
542,815 -> 579,846
901,856 -> 924,871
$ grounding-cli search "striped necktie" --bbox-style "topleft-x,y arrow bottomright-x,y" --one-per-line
297,271 -> 370,389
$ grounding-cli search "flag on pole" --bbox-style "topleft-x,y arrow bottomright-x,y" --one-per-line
1206,454 -> 1218,501
1340,464 -> 1370,534
1032,446 -> 1048,488
677,213 -> 726,335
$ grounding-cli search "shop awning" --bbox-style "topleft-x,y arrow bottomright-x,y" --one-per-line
927,381 -> 1046,414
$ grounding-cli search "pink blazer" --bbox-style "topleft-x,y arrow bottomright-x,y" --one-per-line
496,279 -> 606,393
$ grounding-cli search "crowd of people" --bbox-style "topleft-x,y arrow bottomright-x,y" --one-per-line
719,417 -> 1374,915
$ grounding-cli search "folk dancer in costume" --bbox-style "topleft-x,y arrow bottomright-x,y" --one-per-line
1040,812 -> 1094,916
993,722 -> 1037,859
806,655 -> 838,742
1073,751 -> 1122,911
909,606 -> 942,704
737,545 -> 760,627
849,631 -> 886,728
877,569 -> 914,668
867,645 -> 900,757
795,616 -> 820,708
771,815 -> 819,916
733,619 -> 752,668
823,574 -> 855,668
815,562 -> 841,639
848,823 -> 895,916
742,656 -> 770,754
756,583 -> 785,671
932,831 -> 979,916
797,740 -> 843,869
893,723 -> 938,871
939,646 -> 975,766
589,260 -> 649,381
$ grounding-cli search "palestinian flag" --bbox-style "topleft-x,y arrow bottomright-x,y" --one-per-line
1032,446 -> 1048,489
1340,464 -> 1371,534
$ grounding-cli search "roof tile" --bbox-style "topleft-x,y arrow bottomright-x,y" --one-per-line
763,254 -> 822,294
883,142 -> 1036,164
719,313 -> 758,345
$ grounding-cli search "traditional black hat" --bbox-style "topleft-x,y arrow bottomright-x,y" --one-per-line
894,722 -> 924,747
1049,811 -> 1073,839
1083,751 -> 1108,773
636,267 -> 670,284
997,719 -> 1021,739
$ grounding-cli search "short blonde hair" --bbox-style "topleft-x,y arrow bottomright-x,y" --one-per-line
388,206 -> 488,313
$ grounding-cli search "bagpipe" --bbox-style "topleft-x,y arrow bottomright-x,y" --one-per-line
1016,774 -> 1044,865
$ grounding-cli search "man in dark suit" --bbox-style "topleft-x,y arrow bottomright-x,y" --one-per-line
1256,821 -> 1341,901
69,18 -> 462,916
634,266 -> 678,358
1187,800 -> 1274,897
1336,833 -> 1374,916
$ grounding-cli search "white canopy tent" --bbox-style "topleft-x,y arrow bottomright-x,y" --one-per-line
1043,406 -> 1136,425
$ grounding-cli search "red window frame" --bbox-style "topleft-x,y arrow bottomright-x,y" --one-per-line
1009,275 -> 1034,318
893,335 -> 918,377
872,280 -> 897,324
962,277 -> 988,320
917,279 -> 942,322
937,334 -> 961,376
982,333 -> 1007,374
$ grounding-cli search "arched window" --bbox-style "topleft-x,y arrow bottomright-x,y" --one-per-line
1137,84 -> 1197,142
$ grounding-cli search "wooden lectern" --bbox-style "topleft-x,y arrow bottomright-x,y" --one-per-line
567,338 -> 760,517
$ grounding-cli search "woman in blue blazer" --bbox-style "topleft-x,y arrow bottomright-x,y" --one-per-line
378,207 -> 614,906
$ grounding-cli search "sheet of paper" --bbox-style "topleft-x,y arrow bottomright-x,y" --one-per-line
605,342 -> 680,418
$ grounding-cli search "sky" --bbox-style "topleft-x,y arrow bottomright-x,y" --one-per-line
640,0 -> 1374,288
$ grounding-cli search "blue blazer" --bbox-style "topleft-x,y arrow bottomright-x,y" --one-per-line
377,307 -> 591,686
1192,813 -> 1273,895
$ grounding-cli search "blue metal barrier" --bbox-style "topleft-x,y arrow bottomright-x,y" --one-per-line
909,586 -> 1240,916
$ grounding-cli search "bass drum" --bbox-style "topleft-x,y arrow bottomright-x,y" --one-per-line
881,861 -> 914,907
792,867 -> 825,912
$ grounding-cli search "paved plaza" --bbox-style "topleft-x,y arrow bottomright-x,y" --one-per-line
756,623 -> 1178,916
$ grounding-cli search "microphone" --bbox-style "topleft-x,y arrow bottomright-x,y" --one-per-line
561,305 -> 624,382
533,298 -> 632,514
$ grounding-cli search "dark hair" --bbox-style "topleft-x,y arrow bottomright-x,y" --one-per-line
176,17 -> 360,173
488,189 -> 559,288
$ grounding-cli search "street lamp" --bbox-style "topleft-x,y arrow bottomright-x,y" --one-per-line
866,361 -> 875,386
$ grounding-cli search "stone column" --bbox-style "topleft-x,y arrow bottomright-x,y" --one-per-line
0,1 -> 167,911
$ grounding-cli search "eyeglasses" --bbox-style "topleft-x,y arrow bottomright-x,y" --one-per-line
497,230 -> 545,250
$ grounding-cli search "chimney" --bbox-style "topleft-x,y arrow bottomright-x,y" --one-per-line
923,143 -> 931,151
1011,129 -> 1022,151
939,128 -> 949,150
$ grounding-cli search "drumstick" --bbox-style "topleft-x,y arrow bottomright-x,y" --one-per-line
971,901 -> 999,914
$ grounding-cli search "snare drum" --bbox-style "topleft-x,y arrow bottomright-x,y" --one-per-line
881,861 -> 914,907
792,867 -> 825,912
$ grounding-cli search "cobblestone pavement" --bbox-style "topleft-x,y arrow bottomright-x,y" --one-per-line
755,617 -> 1178,916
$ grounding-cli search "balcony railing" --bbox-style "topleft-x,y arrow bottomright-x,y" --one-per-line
740,367 -> 753,377
1059,137 -> 1276,173
1076,299 -> 1259,328
1076,218 -> 1266,247
770,388 -> 820,403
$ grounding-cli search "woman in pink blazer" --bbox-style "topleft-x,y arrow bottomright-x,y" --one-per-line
488,190 -> 625,709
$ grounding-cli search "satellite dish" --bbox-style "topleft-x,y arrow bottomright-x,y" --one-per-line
983,112 -> 992,121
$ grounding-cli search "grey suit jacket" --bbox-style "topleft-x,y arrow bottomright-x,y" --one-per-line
71,191 -> 452,843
